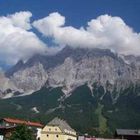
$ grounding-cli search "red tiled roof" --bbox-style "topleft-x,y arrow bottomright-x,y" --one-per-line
3,118 -> 44,128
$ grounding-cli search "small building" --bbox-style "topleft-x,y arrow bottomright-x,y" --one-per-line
0,118 -> 44,139
40,117 -> 77,140
115,129 -> 140,140
0,118 -> 44,128
0,126 -> 16,139
78,136 -> 96,140
78,135 -> 124,140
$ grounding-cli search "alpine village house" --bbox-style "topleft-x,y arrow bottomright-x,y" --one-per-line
0,117 -> 44,139
40,117 -> 77,140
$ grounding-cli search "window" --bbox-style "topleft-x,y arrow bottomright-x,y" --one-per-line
55,128 -> 57,131
6,123 -> 9,126
49,128 -> 51,131
47,134 -> 49,137
56,135 -> 59,138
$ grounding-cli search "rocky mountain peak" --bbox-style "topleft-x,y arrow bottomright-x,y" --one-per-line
1,46 -> 140,98
5,60 -> 24,77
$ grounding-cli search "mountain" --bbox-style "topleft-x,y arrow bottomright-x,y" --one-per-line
0,84 -> 140,137
2,46 -> 140,99
0,46 -> 140,137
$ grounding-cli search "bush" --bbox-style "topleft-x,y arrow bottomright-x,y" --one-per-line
9,124 -> 35,140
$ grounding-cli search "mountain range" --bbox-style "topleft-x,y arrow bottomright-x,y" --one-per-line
0,46 -> 140,137
1,46 -> 140,99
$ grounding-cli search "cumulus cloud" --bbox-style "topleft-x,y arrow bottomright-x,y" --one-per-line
1,11 -> 140,67
0,11 -> 47,65
33,12 -> 140,55
8,11 -> 32,30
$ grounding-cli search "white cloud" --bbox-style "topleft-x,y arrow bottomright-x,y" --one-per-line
1,11 -> 140,67
0,11 -> 47,65
33,12 -> 65,36
8,11 -> 32,30
33,12 -> 140,56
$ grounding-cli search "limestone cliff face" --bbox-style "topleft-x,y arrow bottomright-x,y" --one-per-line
1,47 -> 140,98
10,63 -> 48,94
0,72 -> 17,98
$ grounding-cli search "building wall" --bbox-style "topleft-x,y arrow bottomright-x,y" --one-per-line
40,125 -> 77,140
0,120 -> 13,127
37,128 -> 42,140
90,138 -> 124,140
42,126 -> 62,133
78,136 -> 125,140
0,135 -> 3,140
41,132 -> 77,140
63,134 -> 77,140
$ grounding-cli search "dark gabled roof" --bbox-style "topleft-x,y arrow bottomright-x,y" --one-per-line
48,117 -> 76,133
116,129 -> 140,136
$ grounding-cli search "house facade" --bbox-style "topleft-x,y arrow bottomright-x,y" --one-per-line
40,118 -> 77,140
0,118 -> 44,140
78,135 -> 125,140
0,126 -> 16,140
115,129 -> 140,140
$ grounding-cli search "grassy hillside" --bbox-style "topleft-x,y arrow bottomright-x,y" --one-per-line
0,84 -> 140,137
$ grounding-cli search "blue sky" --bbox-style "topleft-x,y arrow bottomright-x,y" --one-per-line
0,0 -> 140,31
0,0 -> 140,70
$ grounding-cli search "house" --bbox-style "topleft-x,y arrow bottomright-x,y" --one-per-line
115,129 -> 140,140
0,126 -> 16,140
78,136 -> 96,140
0,118 -> 44,128
40,117 -> 77,140
78,135 -> 124,140
0,118 -> 44,139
